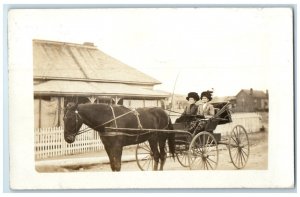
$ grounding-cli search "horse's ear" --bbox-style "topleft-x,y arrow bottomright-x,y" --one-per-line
66,102 -> 77,109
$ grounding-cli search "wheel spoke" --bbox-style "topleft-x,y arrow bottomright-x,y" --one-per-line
204,161 -> 208,170
138,152 -> 152,156
176,151 -> 190,167
228,125 -> 250,169
206,136 -> 215,151
136,142 -> 155,171
207,156 -> 217,164
233,128 -> 238,137
189,132 -> 218,170
231,136 -> 238,145
241,148 -> 248,161
139,154 -> 148,160
141,157 -> 152,169
240,152 -> 246,166
231,147 -> 238,159
241,147 -> 249,157
206,159 -> 214,169
235,149 -> 240,165
237,128 -> 241,139
201,158 -> 206,170
207,145 -> 214,153
238,151 -> 245,167
140,145 -> 151,152
204,135 -> 211,151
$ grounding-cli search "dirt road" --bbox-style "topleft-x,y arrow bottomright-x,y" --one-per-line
85,131 -> 268,171
37,130 -> 268,172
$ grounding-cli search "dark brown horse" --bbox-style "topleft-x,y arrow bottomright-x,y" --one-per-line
63,103 -> 175,171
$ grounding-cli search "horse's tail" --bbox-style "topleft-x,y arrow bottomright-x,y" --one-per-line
167,117 -> 176,159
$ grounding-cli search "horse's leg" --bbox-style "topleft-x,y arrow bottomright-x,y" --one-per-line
102,137 -> 123,172
103,145 -> 116,171
104,144 -> 123,172
148,138 -> 159,170
112,146 -> 123,172
159,134 -> 167,171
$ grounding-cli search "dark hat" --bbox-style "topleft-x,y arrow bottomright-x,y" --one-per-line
200,91 -> 213,101
186,92 -> 200,101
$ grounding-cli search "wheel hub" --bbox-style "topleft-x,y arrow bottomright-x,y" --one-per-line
202,153 -> 208,159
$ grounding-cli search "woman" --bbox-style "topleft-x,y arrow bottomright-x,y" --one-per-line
176,92 -> 199,123
189,91 -> 215,134
197,90 -> 215,118
181,92 -> 200,116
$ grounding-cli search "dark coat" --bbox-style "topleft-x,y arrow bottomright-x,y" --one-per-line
175,104 -> 199,123
182,104 -> 198,116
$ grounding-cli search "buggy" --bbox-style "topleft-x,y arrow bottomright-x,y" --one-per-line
135,102 -> 250,170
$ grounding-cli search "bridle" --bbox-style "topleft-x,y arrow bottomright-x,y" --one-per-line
63,108 -> 84,138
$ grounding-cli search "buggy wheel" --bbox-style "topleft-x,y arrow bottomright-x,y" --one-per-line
175,139 -> 191,167
228,125 -> 250,169
136,141 -> 154,171
188,131 -> 219,170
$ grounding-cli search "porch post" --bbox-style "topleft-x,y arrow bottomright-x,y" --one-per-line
38,96 -> 41,128
57,96 -> 61,127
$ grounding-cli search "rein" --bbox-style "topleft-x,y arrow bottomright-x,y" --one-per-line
164,109 -> 182,115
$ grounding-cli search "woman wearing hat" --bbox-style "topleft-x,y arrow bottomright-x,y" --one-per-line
197,90 -> 215,118
181,92 -> 200,116
175,92 -> 199,124
192,90 -> 215,133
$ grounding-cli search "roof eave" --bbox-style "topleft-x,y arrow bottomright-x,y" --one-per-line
34,91 -> 168,98
34,76 -> 161,86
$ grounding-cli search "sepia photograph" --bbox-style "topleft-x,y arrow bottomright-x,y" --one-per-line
8,6 -> 294,189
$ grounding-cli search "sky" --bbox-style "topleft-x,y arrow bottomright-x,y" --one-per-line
9,8 -> 293,96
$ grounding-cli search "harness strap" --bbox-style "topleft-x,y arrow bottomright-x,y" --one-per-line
100,131 -> 151,137
74,106 -> 173,137
133,110 -> 143,129
98,109 -> 134,128
109,105 -> 118,128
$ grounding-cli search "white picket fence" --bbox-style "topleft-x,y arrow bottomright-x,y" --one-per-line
214,113 -> 263,135
35,113 -> 263,160
35,125 -> 103,160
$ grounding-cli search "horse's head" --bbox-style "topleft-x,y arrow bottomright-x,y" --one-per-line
63,103 -> 83,143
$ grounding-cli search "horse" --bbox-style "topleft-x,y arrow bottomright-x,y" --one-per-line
63,103 -> 175,171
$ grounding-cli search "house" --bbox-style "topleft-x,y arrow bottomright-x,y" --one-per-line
33,39 -> 169,128
235,88 -> 268,112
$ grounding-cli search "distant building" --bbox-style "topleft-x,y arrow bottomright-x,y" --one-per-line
235,88 -> 268,112
33,39 -> 169,128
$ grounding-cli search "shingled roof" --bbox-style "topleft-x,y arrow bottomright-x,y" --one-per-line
33,39 -> 161,85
